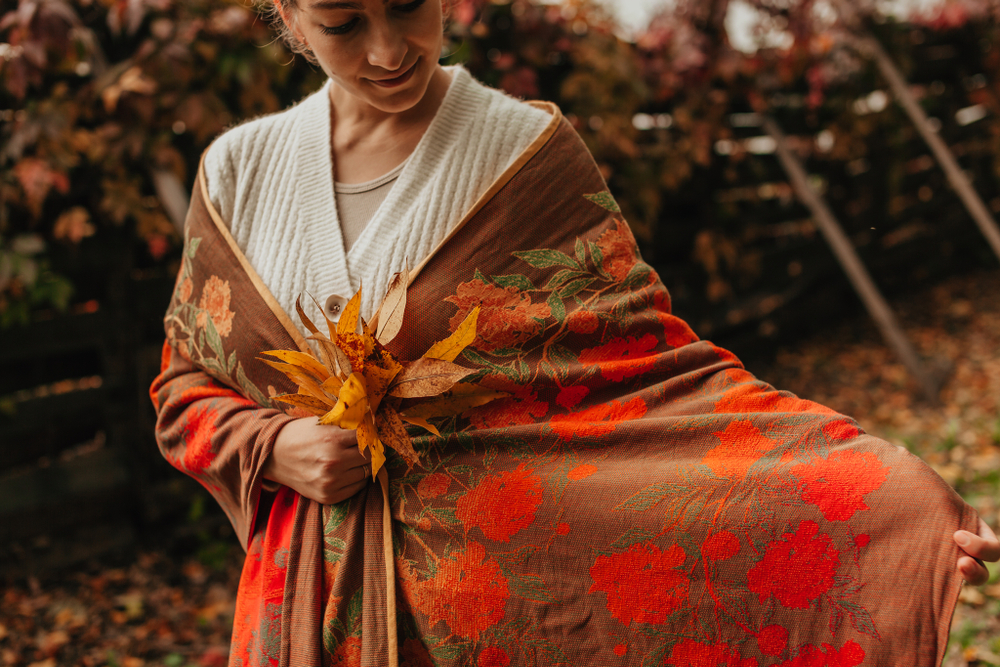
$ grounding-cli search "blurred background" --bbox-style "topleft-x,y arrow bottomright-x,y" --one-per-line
2,0 -> 1000,664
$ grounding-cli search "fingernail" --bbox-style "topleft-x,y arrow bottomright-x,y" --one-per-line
956,531 -> 971,547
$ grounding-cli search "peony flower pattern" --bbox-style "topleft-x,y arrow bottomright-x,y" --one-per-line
408,542 -> 509,640
456,464 -> 544,542
747,521 -> 841,609
445,279 -> 551,352
198,275 -> 236,338
596,218 -> 638,281
589,542 -> 689,625
579,334 -> 660,382
791,450 -> 889,522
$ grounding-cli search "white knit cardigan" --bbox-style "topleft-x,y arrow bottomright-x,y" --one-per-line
203,66 -> 552,334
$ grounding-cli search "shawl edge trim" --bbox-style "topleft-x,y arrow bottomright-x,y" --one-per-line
196,154 -> 311,354
407,101 -> 562,285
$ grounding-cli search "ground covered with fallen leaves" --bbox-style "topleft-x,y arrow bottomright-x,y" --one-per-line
1,269 -> 999,667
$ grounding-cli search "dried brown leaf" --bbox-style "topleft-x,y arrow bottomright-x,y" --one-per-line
309,334 -> 352,379
272,393 -> 331,416
387,357 -> 469,398
295,295 -> 321,337
401,383 -> 508,420
375,405 -> 420,470
376,264 -> 408,345
400,415 -> 441,437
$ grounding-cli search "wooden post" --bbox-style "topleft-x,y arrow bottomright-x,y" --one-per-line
829,0 -> 1000,264
854,34 -> 1000,263
762,116 -> 941,402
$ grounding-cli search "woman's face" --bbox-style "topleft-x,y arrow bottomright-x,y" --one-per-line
288,0 -> 445,115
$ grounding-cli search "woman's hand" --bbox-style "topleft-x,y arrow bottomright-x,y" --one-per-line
955,518 -> 1000,585
263,417 -> 371,505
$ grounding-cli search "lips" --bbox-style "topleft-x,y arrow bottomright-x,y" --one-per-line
369,59 -> 418,88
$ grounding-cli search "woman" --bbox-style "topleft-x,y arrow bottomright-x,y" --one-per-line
151,1 -> 999,665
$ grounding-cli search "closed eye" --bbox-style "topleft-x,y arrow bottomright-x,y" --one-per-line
395,0 -> 426,12
321,17 -> 360,35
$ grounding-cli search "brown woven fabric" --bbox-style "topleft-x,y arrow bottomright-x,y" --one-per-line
152,112 -> 977,667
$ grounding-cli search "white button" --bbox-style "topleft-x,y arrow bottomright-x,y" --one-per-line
325,294 -> 348,321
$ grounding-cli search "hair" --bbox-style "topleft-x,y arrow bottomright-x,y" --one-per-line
258,0 -> 317,64
258,0 -> 455,65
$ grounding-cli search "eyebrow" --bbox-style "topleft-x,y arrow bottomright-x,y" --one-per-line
308,1 -> 364,9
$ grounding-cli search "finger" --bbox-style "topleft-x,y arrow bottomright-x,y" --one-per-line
955,519 -> 1000,562
329,479 -> 369,505
958,555 -> 990,586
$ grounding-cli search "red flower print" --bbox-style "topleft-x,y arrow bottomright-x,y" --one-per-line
614,644 -> 627,657
550,397 -> 647,441
400,639 -> 434,667
580,334 -> 659,382
410,542 -> 509,640
180,405 -> 220,473
712,369 -> 836,416
568,464 -> 597,481
791,450 -> 889,522
556,522 -> 571,535
756,625 -> 789,657
701,531 -> 739,561
329,636 -> 362,666
198,275 -> 236,338
567,309 -> 600,334
589,542 -> 689,625
468,384 -> 549,429
701,420 -> 778,480
596,219 -> 638,282
556,385 -> 589,409
854,534 -> 870,549
747,521 -> 841,610
445,279 -> 551,352
477,647 -> 511,667
774,641 -> 864,667
456,464 -> 543,542
822,419 -> 863,442
417,473 -> 450,499
664,638 -> 758,667
416,517 -> 431,531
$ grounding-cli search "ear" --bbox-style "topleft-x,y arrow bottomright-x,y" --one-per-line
274,1 -> 308,45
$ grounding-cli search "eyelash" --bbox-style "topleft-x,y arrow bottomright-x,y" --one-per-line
320,0 -> 426,36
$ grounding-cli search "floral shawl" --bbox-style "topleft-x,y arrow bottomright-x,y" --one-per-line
151,103 -> 977,667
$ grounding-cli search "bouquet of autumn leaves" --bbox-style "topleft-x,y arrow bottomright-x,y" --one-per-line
260,270 -> 505,481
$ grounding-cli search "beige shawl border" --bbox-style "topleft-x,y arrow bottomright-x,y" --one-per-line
196,157 -> 312,355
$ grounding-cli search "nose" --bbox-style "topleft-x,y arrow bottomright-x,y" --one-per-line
367,19 -> 407,72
